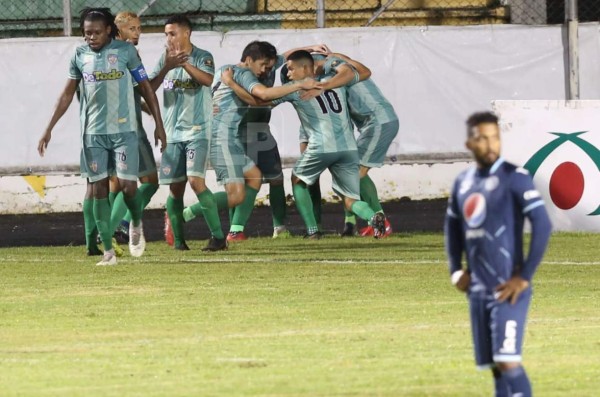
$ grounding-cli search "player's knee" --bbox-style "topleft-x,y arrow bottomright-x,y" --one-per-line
343,197 -> 355,211
188,177 -> 206,194
120,180 -> 138,197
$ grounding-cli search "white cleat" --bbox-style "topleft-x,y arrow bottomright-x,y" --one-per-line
129,220 -> 146,257
96,249 -> 117,266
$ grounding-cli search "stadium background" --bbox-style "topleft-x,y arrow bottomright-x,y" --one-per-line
1,0 -> 599,245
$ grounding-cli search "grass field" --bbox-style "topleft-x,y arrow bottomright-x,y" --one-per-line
0,233 -> 599,396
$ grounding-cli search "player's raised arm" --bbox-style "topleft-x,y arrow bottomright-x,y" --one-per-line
182,53 -> 214,87
330,52 -> 372,81
38,78 -> 79,157
149,48 -> 188,92
251,78 -> 320,101
281,43 -> 331,59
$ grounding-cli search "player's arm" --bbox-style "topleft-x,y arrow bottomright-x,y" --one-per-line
38,78 -> 79,156
137,79 -> 167,151
496,169 -> 552,304
319,63 -> 358,91
149,50 -> 188,92
182,54 -> 214,87
221,68 -> 272,107
444,180 -> 469,292
330,53 -> 371,81
282,44 -> 331,59
251,79 -> 321,101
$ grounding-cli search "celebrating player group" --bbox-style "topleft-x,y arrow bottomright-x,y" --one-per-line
37,8 -> 399,265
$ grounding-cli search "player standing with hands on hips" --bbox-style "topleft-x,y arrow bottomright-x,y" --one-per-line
444,111 -> 551,397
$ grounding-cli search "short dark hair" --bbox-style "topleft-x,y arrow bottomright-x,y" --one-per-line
80,7 -> 117,39
165,14 -> 192,31
240,40 -> 277,62
466,111 -> 498,138
286,50 -> 314,67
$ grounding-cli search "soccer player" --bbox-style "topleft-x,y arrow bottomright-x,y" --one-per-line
273,50 -> 387,239
100,11 -> 160,248
38,7 -> 167,265
209,41 -> 319,242
444,111 -> 552,397
149,14 -> 226,251
316,52 -> 398,237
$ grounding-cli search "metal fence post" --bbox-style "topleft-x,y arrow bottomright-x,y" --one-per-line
316,0 -> 325,28
566,0 -> 579,100
63,0 -> 72,36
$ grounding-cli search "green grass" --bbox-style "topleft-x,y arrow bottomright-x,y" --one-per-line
0,233 -> 599,396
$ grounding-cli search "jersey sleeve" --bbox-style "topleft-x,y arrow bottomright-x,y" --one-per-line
68,51 -> 82,80
196,51 -> 215,75
236,69 -> 261,95
444,177 -> 465,275
274,55 -> 286,70
271,87 -> 299,105
125,43 -> 147,83
324,56 -> 360,86
510,168 -> 552,281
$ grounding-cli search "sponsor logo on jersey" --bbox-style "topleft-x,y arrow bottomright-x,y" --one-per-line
463,192 -> 487,228
163,79 -> 200,90
525,131 -> 600,215
82,69 -> 125,83
107,54 -> 118,64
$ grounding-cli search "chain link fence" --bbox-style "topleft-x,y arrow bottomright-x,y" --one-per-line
0,1 -> 599,38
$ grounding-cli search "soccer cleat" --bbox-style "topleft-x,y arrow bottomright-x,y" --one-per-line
371,212 -> 387,239
175,242 -> 190,251
273,226 -> 291,238
341,222 -> 356,237
384,218 -> 392,237
226,231 -> 248,242
96,249 -> 117,266
304,231 -> 323,240
164,211 -> 174,246
359,226 -> 375,237
114,221 -> 130,243
112,238 -> 124,257
129,220 -> 146,257
87,246 -> 103,256
202,236 -> 228,252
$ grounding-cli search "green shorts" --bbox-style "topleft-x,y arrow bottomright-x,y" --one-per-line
357,119 -> 399,168
81,132 -> 139,182
210,135 -> 255,185
159,138 -> 209,184
293,150 -> 360,200
138,134 -> 157,178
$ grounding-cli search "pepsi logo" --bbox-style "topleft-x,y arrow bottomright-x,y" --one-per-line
463,193 -> 487,228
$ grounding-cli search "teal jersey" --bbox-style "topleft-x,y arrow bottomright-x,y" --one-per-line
211,65 -> 261,142
69,39 -> 146,135
151,45 -> 214,143
241,55 -> 285,125
273,79 -> 356,153
323,56 -> 398,129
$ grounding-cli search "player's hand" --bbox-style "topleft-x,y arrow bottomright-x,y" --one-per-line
38,131 -> 52,157
164,47 -> 188,70
298,78 -> 322,91
221,67 -> 234,85
309,43 -> 331,55
300,88 -> 323,101
451,270 -> 470,293
495,276 -> 530,305
154,124 -> 167,153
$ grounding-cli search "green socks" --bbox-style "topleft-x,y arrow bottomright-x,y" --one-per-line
123,182 -> 158,223
123,189 -> 143,226
166,196 -> 185,246
270,183 -> 286,228
230,185 -> 258,232
109,192 -> 128,234
83,198 -> 98,250
213,191 -> 230,211
360,175 -> 383,213
93,198 -> 113,251
350,200 -> 376,223
197,190 -> 225,239
308,182 -> 322,228
293,183 -> 318,234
